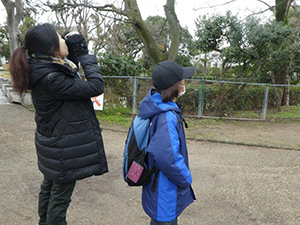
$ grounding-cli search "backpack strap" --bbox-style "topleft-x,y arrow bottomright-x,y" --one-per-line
172,110 -> 188,129
147,110 -> 187,192
150,167 -> 159,191
182,117 -> 188,128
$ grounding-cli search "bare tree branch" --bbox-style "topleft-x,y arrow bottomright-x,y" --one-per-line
46,2 -> 126,16
193,0 -> 237,11
244,8 -> 274,19
43,1 -> 130,24
287,0 -> 295,14
256,0 -> 273,8
193,0 -> 275,16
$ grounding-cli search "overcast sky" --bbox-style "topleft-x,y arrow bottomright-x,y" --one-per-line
0,0 -> 274,33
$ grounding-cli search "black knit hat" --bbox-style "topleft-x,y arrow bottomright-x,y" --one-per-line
152,61 -> 194,91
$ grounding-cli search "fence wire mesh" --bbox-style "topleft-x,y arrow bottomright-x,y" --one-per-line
102,76 -> 300,120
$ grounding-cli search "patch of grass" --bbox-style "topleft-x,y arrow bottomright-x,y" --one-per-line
96,106 -> 132,126
97,105 -> 300,127
235,110 -> 261,119
0,71 -> 11,79
186,118 -> 224,128
230,105 -> 300,120
99,114 -> 132,126
268,105 -> 300,119
98,104 -> 300,127
202,132 -> 217,139
25,104 -> 35,111
97,107 -> 227,128
232,121 -> 241,125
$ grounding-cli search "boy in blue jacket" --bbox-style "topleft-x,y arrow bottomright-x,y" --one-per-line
139,61 -> 196,225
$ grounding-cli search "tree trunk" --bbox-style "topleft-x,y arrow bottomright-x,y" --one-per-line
281,75 -> 290,106
1,0 -> 24,56
293,0 -> 299,13
204,54 -> 207,74
124,0 -> 180,63
44,0 -> 181,63
281,63 -> 291,106
275,0 -> 293,106
124,0 -> 166,63
164,0 -> 180,61
275,0 -> 293,23
271,71 -> 282,112
212,58 -> 228,116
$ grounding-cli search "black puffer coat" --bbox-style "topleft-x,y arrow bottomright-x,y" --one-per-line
28,54 -> 108,183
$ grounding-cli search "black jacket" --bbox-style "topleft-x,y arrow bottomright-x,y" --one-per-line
29,54 -> 108,183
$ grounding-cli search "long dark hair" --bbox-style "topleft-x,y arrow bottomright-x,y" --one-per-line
9,23 -> 60,95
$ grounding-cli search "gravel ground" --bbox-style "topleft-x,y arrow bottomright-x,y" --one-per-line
1,104 -> 300,225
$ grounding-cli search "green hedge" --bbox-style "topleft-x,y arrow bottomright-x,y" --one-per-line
177,82 -> 300,116
103,77 -> 300,117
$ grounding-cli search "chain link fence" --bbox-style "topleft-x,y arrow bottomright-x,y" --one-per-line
102,76 -> 300,120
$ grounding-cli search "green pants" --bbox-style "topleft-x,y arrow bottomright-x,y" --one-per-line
38,178 -> 76,225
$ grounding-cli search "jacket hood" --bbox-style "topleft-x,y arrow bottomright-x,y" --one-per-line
139,89 -> 180,119
28,57 -> 76,89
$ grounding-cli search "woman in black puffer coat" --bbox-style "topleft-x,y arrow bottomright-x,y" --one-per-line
9,23 -> 108,225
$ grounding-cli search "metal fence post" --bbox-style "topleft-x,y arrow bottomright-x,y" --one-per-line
262,85 -> 269,120
198,78 -> 204,117
132,76 -> 138,115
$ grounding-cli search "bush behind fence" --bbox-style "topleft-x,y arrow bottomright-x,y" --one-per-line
102,76 -> 300,119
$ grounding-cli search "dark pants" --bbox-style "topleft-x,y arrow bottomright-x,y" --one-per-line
38,178 -> 76,225
150,218 -> 178,225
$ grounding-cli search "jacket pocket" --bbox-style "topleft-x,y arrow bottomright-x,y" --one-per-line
177,186 -> 196,200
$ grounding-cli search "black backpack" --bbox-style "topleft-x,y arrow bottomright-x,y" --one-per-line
122,115 -> 158,190
122,111 -> 186,190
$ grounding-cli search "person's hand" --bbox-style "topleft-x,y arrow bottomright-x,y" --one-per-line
61,31 -> 88,65
65,32 -> 88,57
61,31 -> 78,65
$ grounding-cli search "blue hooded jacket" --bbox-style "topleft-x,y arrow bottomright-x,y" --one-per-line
140,89 -> 195,222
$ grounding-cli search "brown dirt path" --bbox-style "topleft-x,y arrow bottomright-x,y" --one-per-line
1,104 -> 300,225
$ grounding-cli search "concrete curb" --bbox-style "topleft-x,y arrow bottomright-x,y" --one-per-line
0,76 -> 32,106
186,137 -> 300,151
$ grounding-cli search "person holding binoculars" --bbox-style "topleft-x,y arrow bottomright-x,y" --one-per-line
9,23 -> 108,225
